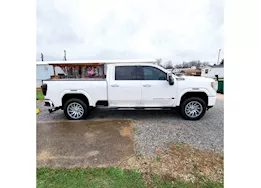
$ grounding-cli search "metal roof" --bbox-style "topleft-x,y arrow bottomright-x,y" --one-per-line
36,59 -> 158,65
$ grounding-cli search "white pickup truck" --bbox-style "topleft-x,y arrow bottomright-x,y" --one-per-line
41,61 -> 217,120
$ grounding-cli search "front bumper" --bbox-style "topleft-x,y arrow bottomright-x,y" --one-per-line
208,96 -> 216,108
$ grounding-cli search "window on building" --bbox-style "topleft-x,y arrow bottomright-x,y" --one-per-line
205,69 -> 209,74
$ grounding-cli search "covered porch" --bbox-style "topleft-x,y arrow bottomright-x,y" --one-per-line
49,63 -> 105,79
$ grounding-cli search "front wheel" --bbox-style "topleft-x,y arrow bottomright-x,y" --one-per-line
180,97 -> 206,120
64,98 -> 88,120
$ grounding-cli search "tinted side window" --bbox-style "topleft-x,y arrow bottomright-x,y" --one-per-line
115,66 -> 137,80
142,66 -> 167,80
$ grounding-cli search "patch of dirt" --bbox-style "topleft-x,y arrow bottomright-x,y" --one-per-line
86,150 -> 100,157
119,126 -> 132,139
38,150 -> 51,161
121,143 -> 223,184
84,130 -> 101,143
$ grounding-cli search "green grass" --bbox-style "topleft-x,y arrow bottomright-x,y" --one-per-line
37,167 -> 145,188
37,167 -> 223,188
36,90 -> 44,100
155,155 -> 161,162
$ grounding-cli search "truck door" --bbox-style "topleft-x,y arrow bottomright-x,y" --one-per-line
139,66 -> 176,107
108,65 -> 142,107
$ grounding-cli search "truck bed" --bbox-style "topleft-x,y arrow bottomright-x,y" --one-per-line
43,79 -> 108,107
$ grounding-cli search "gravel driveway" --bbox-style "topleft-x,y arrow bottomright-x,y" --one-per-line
37,97 -> 223,156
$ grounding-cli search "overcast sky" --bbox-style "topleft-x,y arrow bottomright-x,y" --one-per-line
36,0 -> 224,65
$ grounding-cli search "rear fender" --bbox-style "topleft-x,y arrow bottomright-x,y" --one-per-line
59,90 -> 93,106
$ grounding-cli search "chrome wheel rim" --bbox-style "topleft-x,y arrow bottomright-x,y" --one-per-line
67,102 -> 84,119
185,101 -> 203,118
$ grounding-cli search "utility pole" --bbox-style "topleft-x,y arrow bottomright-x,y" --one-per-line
217,49 -> 221,65
41,53 -> 44,61
64,50 -> 67,61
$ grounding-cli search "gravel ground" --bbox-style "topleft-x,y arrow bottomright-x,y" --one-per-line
37,97 -> 223,156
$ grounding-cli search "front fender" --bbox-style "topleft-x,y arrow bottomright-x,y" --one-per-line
176,88 -> 210,106
59,90 -> 93,106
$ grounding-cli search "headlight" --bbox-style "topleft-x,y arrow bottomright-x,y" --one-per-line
211,81 -> 218,91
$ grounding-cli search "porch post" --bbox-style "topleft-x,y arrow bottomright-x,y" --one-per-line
53,65 -> 56,76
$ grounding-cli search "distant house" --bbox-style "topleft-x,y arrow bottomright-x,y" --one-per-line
173,67 -> 189,73
173,66 -> 201,76
181,69 -> 201,76
201,64 -> 224,79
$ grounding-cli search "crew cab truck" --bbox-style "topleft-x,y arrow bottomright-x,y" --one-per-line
41,60 -> 217,120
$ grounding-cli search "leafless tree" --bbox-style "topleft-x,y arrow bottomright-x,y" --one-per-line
175,60 -> 210,69
164,60 -> 174,69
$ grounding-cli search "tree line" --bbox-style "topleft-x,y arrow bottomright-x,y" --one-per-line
156,58 -> 224,69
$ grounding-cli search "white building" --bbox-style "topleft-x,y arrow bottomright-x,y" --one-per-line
36,65 -> 64,87
201,64 -> 224,79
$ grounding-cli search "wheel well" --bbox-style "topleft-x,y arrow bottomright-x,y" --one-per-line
180,92 -> 208,106
62,94 -> 89,108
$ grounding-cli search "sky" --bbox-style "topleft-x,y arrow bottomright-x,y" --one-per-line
36,0 -> 224,65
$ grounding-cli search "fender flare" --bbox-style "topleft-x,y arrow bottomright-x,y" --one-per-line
176,88 -> 210,106
59,90 -> 94,106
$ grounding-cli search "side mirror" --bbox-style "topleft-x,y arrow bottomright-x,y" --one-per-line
167,73 -> 174,85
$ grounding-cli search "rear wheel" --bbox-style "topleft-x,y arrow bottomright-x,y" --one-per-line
64,98 -> 88,120
180,97 -> 206,120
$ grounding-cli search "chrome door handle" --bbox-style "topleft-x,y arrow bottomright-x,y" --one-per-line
143,84 -> 151,87
111,84 -> 119,87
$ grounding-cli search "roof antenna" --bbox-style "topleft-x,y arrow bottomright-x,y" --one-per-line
41,53 -> 44,61
64,50 -> 67,61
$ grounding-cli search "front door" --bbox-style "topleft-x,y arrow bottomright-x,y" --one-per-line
139,66 -> 176,107
108,66 -> 142,107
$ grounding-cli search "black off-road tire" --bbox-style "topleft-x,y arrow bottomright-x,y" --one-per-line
63,98 -> 88,120
180,97 -> 206,120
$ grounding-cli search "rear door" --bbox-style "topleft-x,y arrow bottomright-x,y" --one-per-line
139,66 -> 176,107
108,65 -> 142,107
